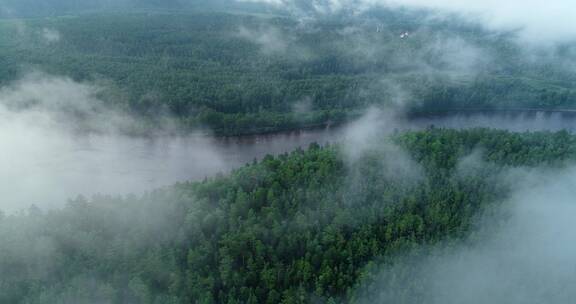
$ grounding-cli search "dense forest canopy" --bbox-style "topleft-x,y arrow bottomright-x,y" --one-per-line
2,128 -> 576,303
1,9 -> 576,135
2,2 -> 576,303
0,0 -> 268,17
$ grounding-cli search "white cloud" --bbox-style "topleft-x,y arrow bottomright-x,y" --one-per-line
386,0 -> 576,44
238,26 -> 291,55
238,0 -> 576,44
353,164 -> 576,304
0,73 -> 228,212
41,28 -> 61,43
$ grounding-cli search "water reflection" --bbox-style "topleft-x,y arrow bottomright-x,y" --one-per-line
5,110 -> 576,211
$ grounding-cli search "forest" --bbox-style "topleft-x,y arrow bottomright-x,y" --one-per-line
2,128 -> 575,303
1,2 -> 576,303
1,11 -> 576,135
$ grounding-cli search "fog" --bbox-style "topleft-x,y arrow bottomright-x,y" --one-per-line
339,108 -> 576,303
239,0 -> 576,44
410,111 -> 576,132
386,0 -> 576,44
4,72 -> 576,213
0,73 -> 213,211
3,0 -> 576,45
1,1 -> 576,302
352,163 -> 576,304
0,73 -> 343,212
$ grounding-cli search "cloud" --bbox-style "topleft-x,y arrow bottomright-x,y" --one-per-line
353,164 -> 576,304
238,0 -> 576,44
386,0 -> 576,44
41,28 -> 61,43
237,25 -> 313,60
238,26 -> 291,55
342,108 -> 423,188
0,72 -> 347,213
0,73 -> 230,212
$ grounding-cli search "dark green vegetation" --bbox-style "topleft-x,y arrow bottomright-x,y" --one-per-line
2,11 -> 576,135
0,0 -> 257,18
2,128 -> 576,303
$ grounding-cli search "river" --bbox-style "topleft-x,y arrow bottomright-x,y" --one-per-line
4,110 -> 576,211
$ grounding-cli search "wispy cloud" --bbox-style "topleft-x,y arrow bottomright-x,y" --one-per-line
238,0 -> 576,44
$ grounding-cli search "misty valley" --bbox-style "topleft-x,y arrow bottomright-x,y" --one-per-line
2,1 -> 576,304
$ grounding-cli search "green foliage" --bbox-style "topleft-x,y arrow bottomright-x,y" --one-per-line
2,12 -> 576,135
1,129 -> 575,303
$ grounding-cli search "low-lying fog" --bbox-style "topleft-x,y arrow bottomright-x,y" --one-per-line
2,72 -> 576,213
4,106 -> 576,212
0,73 -> 339,212
0,121 -> 343,212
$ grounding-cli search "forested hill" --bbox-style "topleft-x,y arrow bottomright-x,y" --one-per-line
2,128 -> 576,303
2,11 -> 576,135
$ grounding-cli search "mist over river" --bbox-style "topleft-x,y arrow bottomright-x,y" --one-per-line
5,110 -> 576,212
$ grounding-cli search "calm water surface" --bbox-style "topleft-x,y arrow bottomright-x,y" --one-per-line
5,111 -> 576,210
